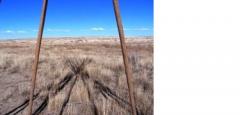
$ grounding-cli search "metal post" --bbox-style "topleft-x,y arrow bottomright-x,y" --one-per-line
112,0 -> 137,115
28,0 -> 48,114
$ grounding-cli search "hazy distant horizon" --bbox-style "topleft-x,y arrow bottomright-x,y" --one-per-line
0,35 -> 153,41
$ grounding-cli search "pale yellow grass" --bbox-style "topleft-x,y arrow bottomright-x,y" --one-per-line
0,37 -> 153,115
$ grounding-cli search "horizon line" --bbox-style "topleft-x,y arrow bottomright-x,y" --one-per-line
0,35 -> 153,41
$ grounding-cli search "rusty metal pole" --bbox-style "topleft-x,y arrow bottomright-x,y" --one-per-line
112,0 -> 137,115
28,0 -> 48,114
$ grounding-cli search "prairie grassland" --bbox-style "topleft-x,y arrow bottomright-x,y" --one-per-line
0,37 -> 153,115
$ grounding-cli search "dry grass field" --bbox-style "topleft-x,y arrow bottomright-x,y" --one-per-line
0,37 -> 153,115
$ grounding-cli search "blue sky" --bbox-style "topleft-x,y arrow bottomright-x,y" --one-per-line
0,0 -> 153,39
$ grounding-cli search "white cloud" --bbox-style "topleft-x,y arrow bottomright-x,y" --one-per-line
138,28 -> 150,31
91,27 -> 105,31
17,30 -> 27,33
3,30 -> 14,33
1,30 -> 28,34
47,28 -> 71,32
124,27 -> 150,31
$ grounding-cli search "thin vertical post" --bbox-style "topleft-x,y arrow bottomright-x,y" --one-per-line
112,0 -> 137,115
28,0 -> 48,114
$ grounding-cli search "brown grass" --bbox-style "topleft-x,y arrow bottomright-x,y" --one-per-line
0,37 -> 153,115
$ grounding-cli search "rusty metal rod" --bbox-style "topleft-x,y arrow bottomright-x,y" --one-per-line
112,0 -> 137,115
28,0 -> 48,114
